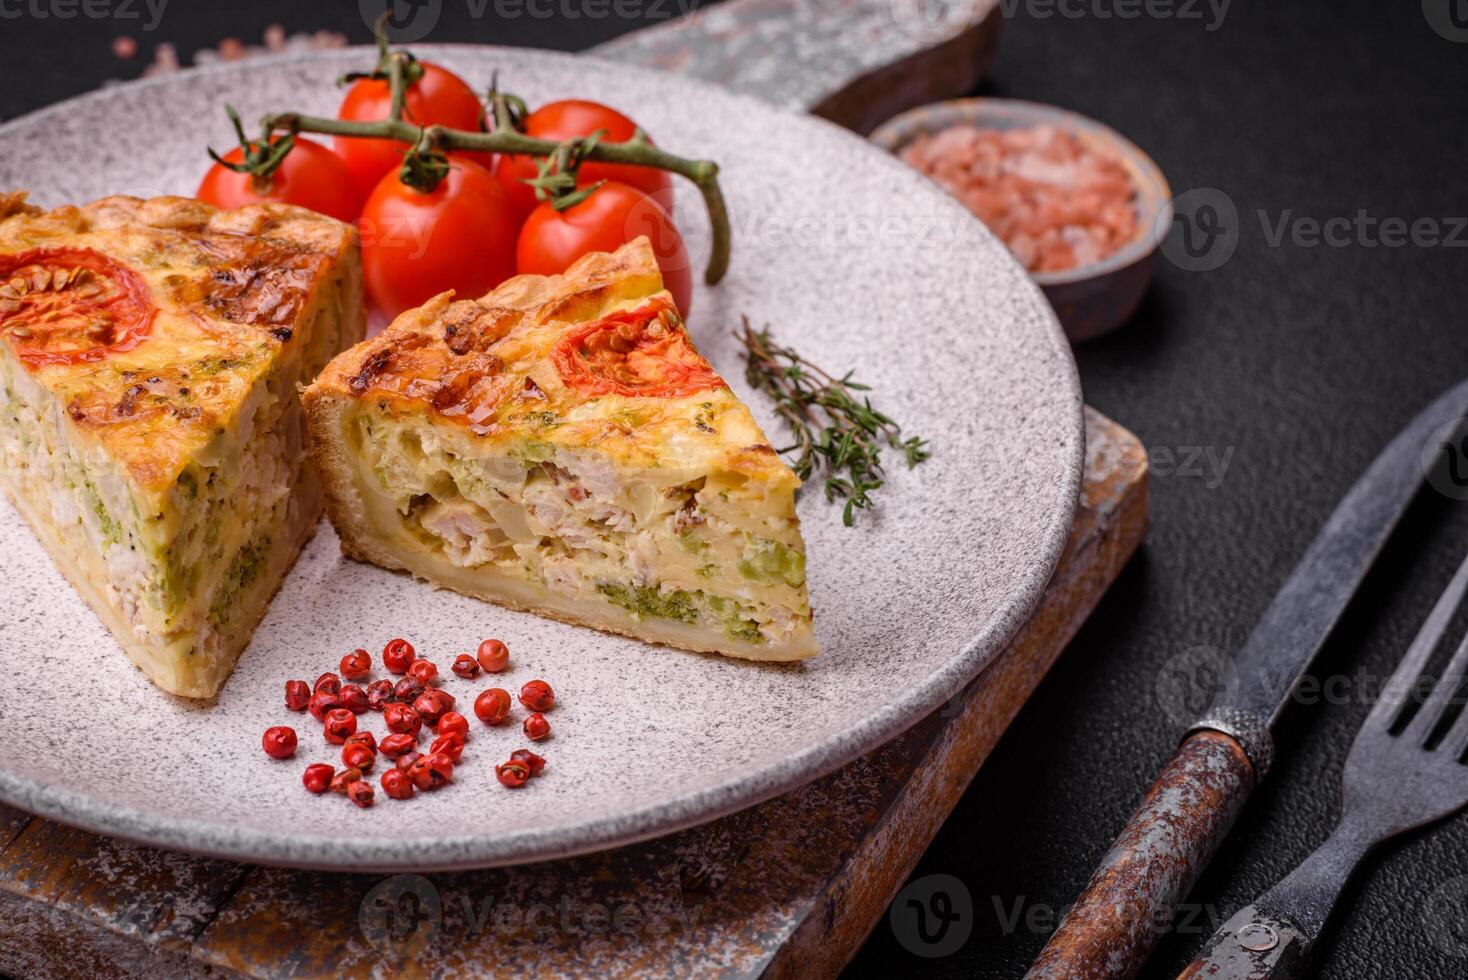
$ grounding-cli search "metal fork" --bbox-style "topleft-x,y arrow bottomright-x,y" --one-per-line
1179,552 -> 1468,979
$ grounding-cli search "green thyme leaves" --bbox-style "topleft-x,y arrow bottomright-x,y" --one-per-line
738,318 -> 931,526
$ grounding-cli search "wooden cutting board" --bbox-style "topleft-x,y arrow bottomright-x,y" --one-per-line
0,4 -> 1151,976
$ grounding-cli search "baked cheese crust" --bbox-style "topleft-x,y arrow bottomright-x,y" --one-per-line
0,192 -> 364,697
305,238 -> 817,660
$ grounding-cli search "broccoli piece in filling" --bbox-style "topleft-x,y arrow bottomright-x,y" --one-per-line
736,539 -> 806,589
599,581 -> 769,644
724,617 -> 765,644
597,582 -> 699,623
82,478 -> 120,544
209,535 -> 271,627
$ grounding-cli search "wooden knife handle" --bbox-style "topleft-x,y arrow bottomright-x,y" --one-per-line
1025,730 -> 1259,980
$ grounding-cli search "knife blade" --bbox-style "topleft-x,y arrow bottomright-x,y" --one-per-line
1219,376 -> 1468,732
1026,377 -> 1468,980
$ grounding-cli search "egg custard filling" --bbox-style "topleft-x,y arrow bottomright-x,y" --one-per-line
0,193 -> 364,697
305,238 -> 817,660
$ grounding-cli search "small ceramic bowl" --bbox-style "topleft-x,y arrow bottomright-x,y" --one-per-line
870,98 -> 1172,343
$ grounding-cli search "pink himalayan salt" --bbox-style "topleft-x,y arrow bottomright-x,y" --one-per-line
900,123 -> 1140,274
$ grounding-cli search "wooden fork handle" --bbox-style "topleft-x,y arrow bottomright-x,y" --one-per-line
1025,730 -> 1259,980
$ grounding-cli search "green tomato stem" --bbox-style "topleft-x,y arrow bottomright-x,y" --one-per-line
261,111 -> 730,286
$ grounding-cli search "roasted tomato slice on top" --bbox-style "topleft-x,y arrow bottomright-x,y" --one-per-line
552,298 -> 724,399
0,248 -> 155,368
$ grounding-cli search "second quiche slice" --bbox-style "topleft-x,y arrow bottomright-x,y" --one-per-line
305,238 -> 817,660
0,193 -> 364,697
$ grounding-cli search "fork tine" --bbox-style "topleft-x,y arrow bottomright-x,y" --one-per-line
1368,551 -> 1468,733
1407,627 -> 1468,746
1447,663 -> 1468,759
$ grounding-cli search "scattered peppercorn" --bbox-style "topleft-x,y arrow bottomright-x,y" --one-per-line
384,702 -> 422,736
340,648 -> 372,680
347,779 -> 375,808
303,763 -> 334,794
474,688 -> 512,725
307,690 -> 340,721
337,684 -> 369,714
393,675 -> 425,704
519,679 -> 554,712
285,679 -> 311,711
342,741 -> 376,772
262,726 -> 297,759
378,732 -> 417,758
273,641 -> 561,806
324,707 -> 358,744
414,691 -> 447,726
510,748 -> 546,776
330,766 -> 363,794
408,659 -> 439,686
409,751 -> 454,791
344,730 -> 377,753
382,637 -> 416,675
496,760 -> 530,788
476,638 -> 510,673
424,688 -> 456,721
381,767 -> 414,800
366,679 -> 394,711
523,712 -> 550,741
429,733 -> 466,762
437,711 -> 469,741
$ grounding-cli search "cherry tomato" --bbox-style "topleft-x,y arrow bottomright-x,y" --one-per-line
335,62 -> 491,199
516,181 -> 692,314
359,156 -> 521,318
196,137 -> 362,223
496,99 -> 673,223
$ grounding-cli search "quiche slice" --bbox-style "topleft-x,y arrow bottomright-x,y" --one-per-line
0,192 -> 364,698
305,238 -> 817,660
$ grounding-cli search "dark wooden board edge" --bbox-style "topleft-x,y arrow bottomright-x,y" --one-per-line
809,11 -> 1003,134
592,0 -> 1002,131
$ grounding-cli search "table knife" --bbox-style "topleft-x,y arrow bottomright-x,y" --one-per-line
1026,378 -> 1468,980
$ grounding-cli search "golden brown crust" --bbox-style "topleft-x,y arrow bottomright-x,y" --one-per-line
0,191 -> 41,222
309,238 -> 795,488
0,191 -> 359,498
302,386 -> 386,570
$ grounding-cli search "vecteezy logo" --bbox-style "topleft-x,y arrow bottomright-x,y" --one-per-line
359,874 -> 443,959
1155,645 -> 1240,726
1423,417 -> 1468,501
1422,874 -> 1468,955
1158,187 -> 1239,272
360,0 -> 443,43
889,873 -> 973,957
888,0 -> 987,45
1423,0 -> 1468,42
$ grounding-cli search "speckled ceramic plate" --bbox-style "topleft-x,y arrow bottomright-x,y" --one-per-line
0,46 -> 1082,870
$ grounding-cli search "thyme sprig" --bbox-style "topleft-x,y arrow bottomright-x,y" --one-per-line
739,319 -> 931,526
